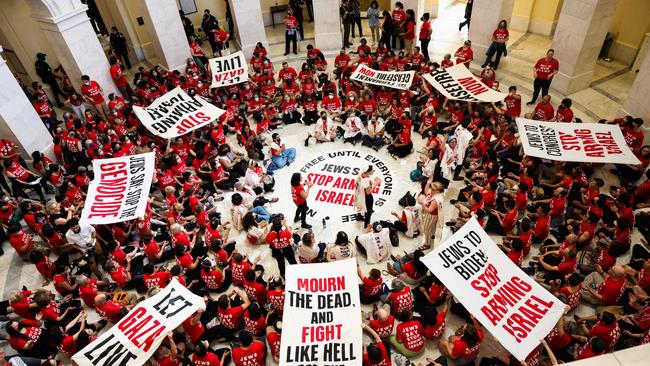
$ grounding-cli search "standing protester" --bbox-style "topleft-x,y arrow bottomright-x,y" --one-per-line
349,0 -> 363,39
305,0 -> 314,22
34,53 -> 65,107
419,13 -> 432,61
291,173 -> 313,229
391,2 -> 407,50
458,0 -> 473,31
80,75 -> 109,120
265,216 -> 297,277
284,10 -> 299,56
400,9 -> 416,53
380,10 -> 395,50
109,27 -> 131,70
179,10 -> 196,39
202,9 -> 220,54
109,56 -> 132,99
289,0 -> 306,40
528,49 -> 560,105
224,0 -> 234,42
342,0 -> 355,48
483,20 -> 509,69
367,1 -> 381,45
355,166 -> 381,227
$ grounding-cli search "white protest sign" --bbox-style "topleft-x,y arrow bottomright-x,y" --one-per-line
280,259 -> 362,366
209,51 -> 249,88
421,218 -> 565,361
423,64 -> 507,102
350,64 -> 414,90
80,152 -> 155,225
133,87 -> 225,139
72,278 -> 205,366
516,118 -> 640,164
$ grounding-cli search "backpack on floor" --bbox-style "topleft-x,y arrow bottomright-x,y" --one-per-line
389,227 -> 400,247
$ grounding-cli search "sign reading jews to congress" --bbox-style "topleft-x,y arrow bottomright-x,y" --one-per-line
133,87 -> 225,139
421,218 -> 565,361
280,259 -> 362,366
80,152 -> 155,225
298,150 -> 393,224
516,118 -> 640,164
72,278 -> 205,366
423,64 -> 507,103
209,51 -> 249,88
350,64 -> 414,90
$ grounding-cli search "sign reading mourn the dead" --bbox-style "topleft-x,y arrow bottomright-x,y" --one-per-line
72,278 -> 205,366
280,259 -> 362,366
350,64 -> 414,90
80,152 -> 154,225
516,118 -> 640,164
423,64 -> 507,103
133,87 -> 225,139
209,51 -> 249,88
421,218 -> 565,361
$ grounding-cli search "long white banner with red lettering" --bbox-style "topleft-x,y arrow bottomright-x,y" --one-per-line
423,64 -> 507,102
421,218 -> 565,361
350,64 -> 414,90
133,87 -> 225,139
209,51 -> 249,88
72,279 -> 204,366
280,259 -> 362,366
516,118 -> 640,164
80,152 -> 155,225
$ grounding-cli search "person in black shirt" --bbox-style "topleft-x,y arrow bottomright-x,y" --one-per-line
179,10 -> 196,39
109,27 -> 131,70
34,53 -> 64,107
224,0 -> 234,42
201,10 -> 220,53
305,0 -> 314,22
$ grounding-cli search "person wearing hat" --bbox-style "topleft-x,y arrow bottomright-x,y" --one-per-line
355,222 -> 391,264
34,53 -> 65,107
354,165 -> 381,227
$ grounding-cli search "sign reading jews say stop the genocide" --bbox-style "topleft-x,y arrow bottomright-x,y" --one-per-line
351,64 -> 414,90
280,259 -> 362,366
72,278 -> 205,366
421,217 -> 565,361
133,86 -> 225,139
423,64 -> 507,103
516,118 -> 640,164
209,51 -> 249,88
80,152 -> 155,225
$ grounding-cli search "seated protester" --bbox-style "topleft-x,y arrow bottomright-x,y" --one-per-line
321,90 -> 342,120
230,252 -> 261,287
362,324 -> 392,366
413,275 -> 447,314
29,250 -> 54,285
51,265 -> 79,297
577,311 -> 620,352
498,237 -> 525,267
4,159 -> 46,201
486,198 -> 518,236
438,317 -> 483,365
143,230 -> 174,263
77,275 -> 114,308
183,309 -> 219,344
51,311 -> 106,359
302,95 -> 319,125
386,249 -> 428,285
174,244 -> 203,283
266,319 -> 283,362
232,330 -> 266,366
104,254 -> 147,293
355,221 -> 391,265
33,288 -> 82,326
342,111 -> 365,145
536,246 -> 578,282
243,270 -> 268,305
581,264 -> 626,306
389,310 -> 425,357
421,296 -> 451,340
358,267 -> 384,304
390,193 -> 421,238
268,133 -> 296,173
217,143 -> 248,180
191,340 -> 230,366
573,337 -> 607,361
217,288 -> 251,341
362,114 -> 386,151
7,223 -> 35,258
267,278 -> 285,314
153,333 -> 180,366
326,231 -> 357,262
384,279 -> 414,315
556,98 -> 575,123
387,124 -> 413,158
93,293 -> 128,323
368,307 -> 395,342
306,111 -> 336,146
525,94 -> 554,121
243,303 -> 267,337
6,320 -> 57,360
142,263 -> 172,291
280,94 -> 302,124
551,272 -> 583,312
530,204 -> 551,244
297,231 -> 326,263
243,212 -> 268,245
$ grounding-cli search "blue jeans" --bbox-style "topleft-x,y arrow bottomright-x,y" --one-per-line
268,148 -> 296,172
251,206 -> 270,222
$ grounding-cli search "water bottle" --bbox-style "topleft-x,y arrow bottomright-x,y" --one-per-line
322,218 -> 326,228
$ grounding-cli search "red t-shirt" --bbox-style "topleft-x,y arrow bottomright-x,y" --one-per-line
265,229 -> 292,249
423,311 -> 446,339
292,184 -> 306,205
598,277 -> 625,305
267,331 -> 282,361
504,94 -> 521,117
268,289 -> 285,313
218,306 -> 244,330
191,352 -> 220,366
535,58 -> 559,80
534,102 -> 555,121
387,288 -> 413,314
455,47 -> 473,64
362,341 -> 391,366
81,81 -> 105,104
79,279 -> 99,307
396,320 -> 424,352
232,342 -> 266,366
143,271 -> 172,289
362,277 -> 383,297
95,300 -> 123,323
369,316 -> 395,339
419,20 -> 431,40
452,329 -> 483,360
110,65 -> 128,87
493,28 -> 509,42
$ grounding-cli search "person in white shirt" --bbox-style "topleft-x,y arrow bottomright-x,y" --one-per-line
326,231 -> 357,261
452,119 -> 474,180
355,222 -> 391,264
362,114 -> 386,151
343,111 -> 365,145
440,136 -> 459,184
65,218 -> 96,250
306,111 -> 335,146
297,231 -> 326,263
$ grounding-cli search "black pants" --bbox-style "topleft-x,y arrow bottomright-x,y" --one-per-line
285,30 -> 298,54
11,177 -> 45,201
531,77 -> 552,102
306,0 -> 314,21
293,9 -> 305,39
485,43 -> 505,68
391,31 -> 404,50
294,202 -> 308,225
420,38 -> 430,61
46,79 -> 65,105
343,21 -> 352,46
364,194 -> 374,227
362,135 -> 384,148
272,246 -> 297,278
351,16 -> 363,37
116,51 -> 131,69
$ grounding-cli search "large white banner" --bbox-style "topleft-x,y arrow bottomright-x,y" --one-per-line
423,64 -> 507,102
280,259 -> 362,366
350,64 -> 414,90
80,152 -> 155,225
72,278 -> 205,366
133,87 -> 225,139
516,118 -> 640,164
209,51 -> 249,88
421,218 -> 565,361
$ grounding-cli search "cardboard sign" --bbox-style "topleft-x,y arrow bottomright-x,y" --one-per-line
516,118 -> 640,164
133,87 -> 225,139
423,64 -> 507,102
80,152 -> 155,225
209,51 -> 249,88
279,259 -> 362,366
350,64 -> 414,90
72,279 -> 205,366
421,218 -> 565,361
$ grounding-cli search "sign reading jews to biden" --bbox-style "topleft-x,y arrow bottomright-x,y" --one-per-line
516,118 -> 640,164
72,278 -> 205,366
80,152 -> 155,225
298,150 -> 393,224
209,51 -> 249,88
133,87 -> 225,139
350,64 -> 414,90
421,218 -> 565,361
423,64 -> 507,103
280,259 -> 362,366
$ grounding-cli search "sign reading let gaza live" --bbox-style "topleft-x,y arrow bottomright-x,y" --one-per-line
299,150 -> 393,223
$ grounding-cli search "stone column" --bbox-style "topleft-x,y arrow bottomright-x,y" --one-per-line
228,0 -> 268,59
0,47 -> 54,159
26,0 -> 117,95
138,0 -> 191,71
550,0 -> 619,95
621,47 -> 650,129
468,0 -> 514,67
314,0 -> 343,51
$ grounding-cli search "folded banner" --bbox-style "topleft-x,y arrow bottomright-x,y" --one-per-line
516,118 -> 640,164
209,50 -> 249,88
423,64 -> 507,102
421,218 -> 565,361
72,278 -> 205,366
350,64 -> 414,90
133,87 -> 225,139
280,258 -> 362,366
80,152 -> 155,225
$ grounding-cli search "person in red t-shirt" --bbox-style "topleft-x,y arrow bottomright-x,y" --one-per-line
555,98 -> 574,122
232,330 -> 266,366
504,85 -> 522,117
284,10 -> 298,55
439,317 -> 483,364
525,94 -> 554,121
109,56 -> 132,99
390,310 -> 424,357
217,289 -> 251,341
93,294 -> 126,323
291,172 -> 314,229
528,49 -> 559,104
80,75 -> 109,119
419,13 -> 432,61
363,324 -> 392,366
265,216 -> 297,277
454,40 -> 474,67
266,320 -> 282,362
484,20 -> 509,69
359,267 -> 384,304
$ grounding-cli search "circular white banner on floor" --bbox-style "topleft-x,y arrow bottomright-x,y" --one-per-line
297,150 -> 394,224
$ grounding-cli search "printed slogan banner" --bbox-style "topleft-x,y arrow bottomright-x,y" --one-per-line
133,87 -> 225,139
209,51 -> 249,88
80,152 -> 155,225
423,64 -> 507,102
350,64 -> 414,90
280,259 -> 362,366
72,278 -> 205,366
516,118 -> 640,164
421,218 -> 565,361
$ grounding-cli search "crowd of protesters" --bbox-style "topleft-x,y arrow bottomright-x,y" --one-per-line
0,2 -> 648,366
